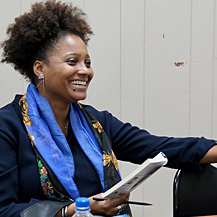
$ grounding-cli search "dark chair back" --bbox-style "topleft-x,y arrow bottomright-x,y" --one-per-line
173,164 -> 217,217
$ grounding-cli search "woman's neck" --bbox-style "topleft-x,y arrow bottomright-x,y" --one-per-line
49,101 -> 70,137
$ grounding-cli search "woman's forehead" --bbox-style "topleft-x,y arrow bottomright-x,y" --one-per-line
47,34 -> 89,58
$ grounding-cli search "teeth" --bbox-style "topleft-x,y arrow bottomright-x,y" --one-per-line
71,81 -> 87,86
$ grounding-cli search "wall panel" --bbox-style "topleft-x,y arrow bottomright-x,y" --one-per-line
190,0 -> 215,138
120,0 -> 145,127
144,0 -> 191,137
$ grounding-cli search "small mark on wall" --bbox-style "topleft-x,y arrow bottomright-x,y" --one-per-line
174,62 -> 184,67
163,34 -> 165,38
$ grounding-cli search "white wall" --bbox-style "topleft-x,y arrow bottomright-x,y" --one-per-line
1,0 -> 217,216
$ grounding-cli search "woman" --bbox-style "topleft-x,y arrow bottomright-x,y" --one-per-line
0,1 -> 217,217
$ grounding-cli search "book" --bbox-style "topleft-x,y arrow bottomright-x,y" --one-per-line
102,152 -> 168,199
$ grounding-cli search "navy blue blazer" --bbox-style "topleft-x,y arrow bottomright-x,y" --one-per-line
0,95 -> 216,217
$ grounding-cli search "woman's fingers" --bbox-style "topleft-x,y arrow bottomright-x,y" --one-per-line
89,192 -> 130,216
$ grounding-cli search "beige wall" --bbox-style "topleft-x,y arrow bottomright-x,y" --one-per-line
1,0 -> 217,216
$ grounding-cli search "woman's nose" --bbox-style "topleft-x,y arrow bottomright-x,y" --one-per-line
77,63 -> 92,75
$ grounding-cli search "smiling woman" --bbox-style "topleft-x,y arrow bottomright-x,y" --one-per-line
0,1 -> 131,216
1,1 -> 217,217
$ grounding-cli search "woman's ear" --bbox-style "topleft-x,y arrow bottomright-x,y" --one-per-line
33,60 -> 44,77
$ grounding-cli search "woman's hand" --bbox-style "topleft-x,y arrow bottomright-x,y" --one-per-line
89,192 -> 130,216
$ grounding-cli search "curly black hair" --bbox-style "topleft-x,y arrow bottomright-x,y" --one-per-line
1,0 -> 93,83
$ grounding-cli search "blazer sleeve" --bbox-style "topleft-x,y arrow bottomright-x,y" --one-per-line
0,103 -> 40,217
85,105 -> 217,169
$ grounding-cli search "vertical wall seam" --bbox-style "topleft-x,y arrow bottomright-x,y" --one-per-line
189,0 -> 193,136
211,0 -> 216,138
142,1 -> 147,215
142,0 -> 146,131
120,0 -> 122,120
143,0 -> 146,131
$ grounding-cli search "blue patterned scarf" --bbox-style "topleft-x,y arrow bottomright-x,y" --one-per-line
19,83 -> 121,200
19,83 -> 132,216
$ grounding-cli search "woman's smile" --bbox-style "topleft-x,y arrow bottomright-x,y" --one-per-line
70,79 -> 88,90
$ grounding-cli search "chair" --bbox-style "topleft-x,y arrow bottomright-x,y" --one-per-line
173,164 -> 217,217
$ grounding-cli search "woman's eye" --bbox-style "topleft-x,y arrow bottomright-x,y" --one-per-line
67,58 -> 77,65
85,60 -> 91,68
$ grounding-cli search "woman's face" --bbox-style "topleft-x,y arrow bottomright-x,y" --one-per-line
35,34 -> 94,105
